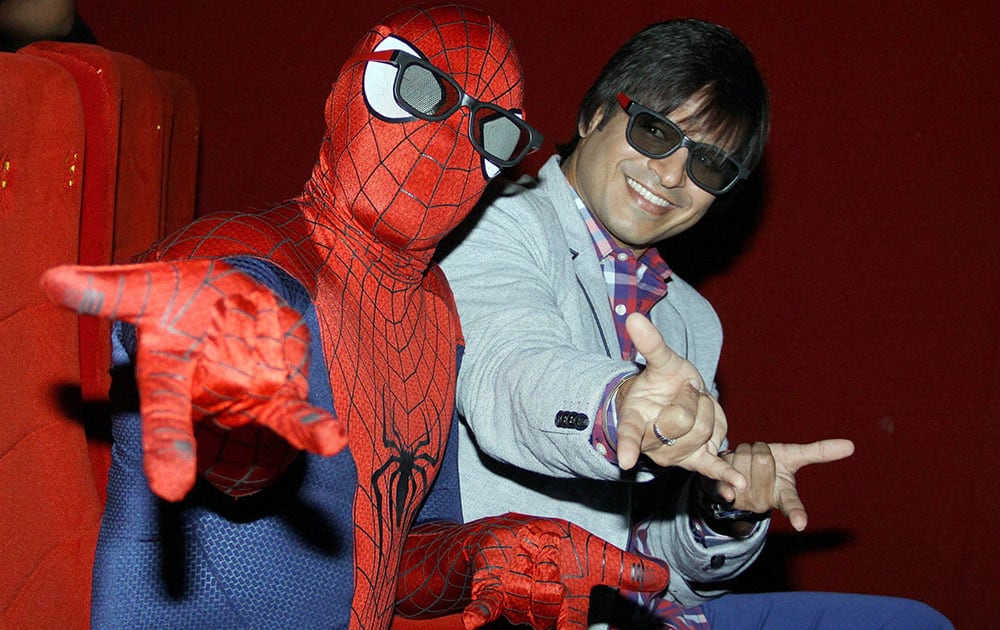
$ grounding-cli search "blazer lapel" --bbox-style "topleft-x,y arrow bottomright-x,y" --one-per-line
539,158 -> 622,360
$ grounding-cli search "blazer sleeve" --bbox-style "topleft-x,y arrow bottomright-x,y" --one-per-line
440,184 -> 632,480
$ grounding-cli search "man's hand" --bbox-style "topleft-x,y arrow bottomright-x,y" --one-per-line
706,439 -> 856,531
615,313 -> 746,494
397,514 -> 669,629
40,260 -> 348,501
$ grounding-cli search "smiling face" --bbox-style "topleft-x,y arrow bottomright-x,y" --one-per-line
562,96 -> 724,256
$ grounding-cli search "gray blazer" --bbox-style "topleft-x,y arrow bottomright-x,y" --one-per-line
440,156 -> 766,607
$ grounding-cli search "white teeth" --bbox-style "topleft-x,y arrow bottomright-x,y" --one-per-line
627,177 -> 671,207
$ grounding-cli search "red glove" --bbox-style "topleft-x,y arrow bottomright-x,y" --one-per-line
396,513 -> 669,629
40,260 -> 347,501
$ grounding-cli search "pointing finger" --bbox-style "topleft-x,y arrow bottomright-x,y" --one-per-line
775,483 -> 809,532
258,398 -> 348,456
134,346 -> 199,502
463,587 -> 503,629
625,313 -> 702,386
782,438 -> 856,473
40,260 -> 236,328
690,450 -> 747,492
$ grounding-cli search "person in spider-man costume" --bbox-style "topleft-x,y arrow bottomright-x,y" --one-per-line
41,4 -> 668,629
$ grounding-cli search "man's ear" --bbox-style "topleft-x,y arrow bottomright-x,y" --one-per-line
578,110 -> 602,139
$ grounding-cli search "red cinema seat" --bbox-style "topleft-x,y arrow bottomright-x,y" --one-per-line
156,70 -> 201,237
3,41 -> 200,629
21,43 -> 179,506
108,50 -> 166,265
0,51 -> 101,630
20,42 -> 122,404
21,43 -> 170,395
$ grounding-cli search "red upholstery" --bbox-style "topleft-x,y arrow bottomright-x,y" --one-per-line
156,70 -> 200,237
108,51 -> 165,265
0,51 -> 100,630
21,44 -> 185,506
20,42 -> 122,403
1,43 -> 200,625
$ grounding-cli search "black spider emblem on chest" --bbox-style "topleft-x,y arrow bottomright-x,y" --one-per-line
370,384 -> 445,530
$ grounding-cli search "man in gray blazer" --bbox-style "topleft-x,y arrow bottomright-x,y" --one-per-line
439,17 -> 951,629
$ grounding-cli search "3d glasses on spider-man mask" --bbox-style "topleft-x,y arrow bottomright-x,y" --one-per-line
365,49 -> 543,168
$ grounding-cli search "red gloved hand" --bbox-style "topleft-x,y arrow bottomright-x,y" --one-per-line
41,260 -> 347,501
396,513 -> 669,629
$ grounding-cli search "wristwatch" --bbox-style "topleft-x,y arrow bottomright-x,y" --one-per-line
706,501 -> 757,521
695,480 -> 766,522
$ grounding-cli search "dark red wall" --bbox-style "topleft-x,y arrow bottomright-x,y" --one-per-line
74,1 -> 999,626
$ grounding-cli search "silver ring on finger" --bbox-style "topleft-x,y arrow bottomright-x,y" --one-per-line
652,423 -> 677,446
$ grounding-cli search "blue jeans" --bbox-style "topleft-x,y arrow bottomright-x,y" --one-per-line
700,592 -> 953,629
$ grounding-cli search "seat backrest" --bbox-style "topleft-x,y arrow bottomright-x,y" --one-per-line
3,42 -> 200,627
156,70 -> 201,237
0,51 -> 101,630
108,50 -> 166,265
20,42 -> 122,403
21,44 -> 183,505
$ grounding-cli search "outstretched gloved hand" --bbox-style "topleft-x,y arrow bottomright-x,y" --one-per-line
41,260 -> 348,501
396,513 -> 669,629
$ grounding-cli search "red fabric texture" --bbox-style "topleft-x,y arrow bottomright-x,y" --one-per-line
155,70 -> 200,237
108,51 -> 165,265
40,260 -> 348,501
390,614 -> 465,630
395,514 -> 669,629
21,44 -> 200,504
0,52 -> 100,630
20,42 -> 121,402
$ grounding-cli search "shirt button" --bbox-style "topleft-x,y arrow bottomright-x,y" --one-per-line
615,304 -> 627,316
617,252 -> 629,262
710,554 -> 726,569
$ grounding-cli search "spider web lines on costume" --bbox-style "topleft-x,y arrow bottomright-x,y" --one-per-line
42,259 -> 344,500
396,515 -> 603,621
123,4 -> 523,626
320,269 -> 456,617
399,5 -> 523,107
325,82 -> 479,251
149,207 -> 324,293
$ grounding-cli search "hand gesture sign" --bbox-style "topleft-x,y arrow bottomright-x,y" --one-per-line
398,514 -> 669,629
710,439 -> 856,531
615,313 -> 746,495
41,260 -> 348,501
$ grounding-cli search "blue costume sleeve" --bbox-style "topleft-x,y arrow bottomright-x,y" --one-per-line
412,346 -> 465,525
92,257 -> 358,630
92,257 -> 465,628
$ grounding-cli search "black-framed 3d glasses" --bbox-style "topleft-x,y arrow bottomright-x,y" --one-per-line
365,50 -> 543,168
616,93 -> 749,194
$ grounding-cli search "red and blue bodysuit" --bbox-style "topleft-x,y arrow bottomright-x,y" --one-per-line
42,5 -> 667,629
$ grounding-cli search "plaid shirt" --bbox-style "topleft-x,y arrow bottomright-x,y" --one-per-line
575,197 -> 672,361
574,194 -> 713,629
574,195 -> 671,461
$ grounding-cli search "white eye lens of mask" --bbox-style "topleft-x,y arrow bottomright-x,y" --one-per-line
481,110 -> 528,179
364,36 -> 421,120
483,158 -> 500,180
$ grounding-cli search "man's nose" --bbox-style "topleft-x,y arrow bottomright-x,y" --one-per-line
647,148 -> 688,189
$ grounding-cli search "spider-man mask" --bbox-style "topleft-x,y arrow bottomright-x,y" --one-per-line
310,4 -> 539,253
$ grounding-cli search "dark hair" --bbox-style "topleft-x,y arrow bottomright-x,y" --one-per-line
560,19 -> 770,173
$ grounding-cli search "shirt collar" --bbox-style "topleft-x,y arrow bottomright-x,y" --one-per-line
572,193 -> 672,282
